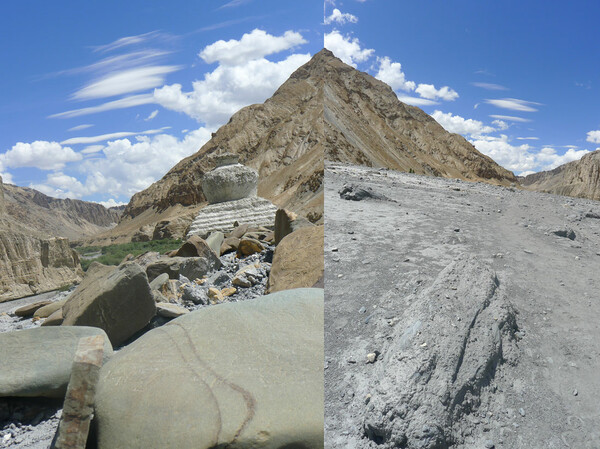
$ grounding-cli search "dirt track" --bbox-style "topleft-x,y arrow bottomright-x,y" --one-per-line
325,163 -> 600,448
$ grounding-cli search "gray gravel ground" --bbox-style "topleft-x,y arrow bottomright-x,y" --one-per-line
325,163 -> 600,448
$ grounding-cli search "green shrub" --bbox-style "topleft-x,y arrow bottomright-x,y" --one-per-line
75,239 -> 182,271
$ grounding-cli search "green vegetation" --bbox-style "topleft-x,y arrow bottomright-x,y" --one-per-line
76,239 -> 182,271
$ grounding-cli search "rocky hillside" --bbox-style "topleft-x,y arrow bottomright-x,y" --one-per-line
322,49 -> 517,185
521,149 -> 600,200
121,52 -> 325,225
1,179 -> 121,241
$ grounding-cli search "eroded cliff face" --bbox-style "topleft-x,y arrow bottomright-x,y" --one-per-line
321,50 -> 517,185
0,232 -> 82,302
521,150 -> 600,200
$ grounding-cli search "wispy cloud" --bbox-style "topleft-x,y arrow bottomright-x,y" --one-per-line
516,137 -> 539,140
471,82 -> 508,91
489,114 -> 532,123
60,127 -> 170,145
485,98 -> 542,112
81,145 -> 104,154
50,94 -> 155,119
397,95 -> 439,107
218,0 -> 251,9
92,31 -> 169,53
67,124 -> 94,132
144,109 -> 159,121
72,65 -> 181,100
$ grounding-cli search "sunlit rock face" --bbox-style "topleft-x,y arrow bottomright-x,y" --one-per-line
201,153 -> 259,204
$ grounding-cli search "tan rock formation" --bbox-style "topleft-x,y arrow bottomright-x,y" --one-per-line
521,150 -> 600,200
0,232 -> 82,303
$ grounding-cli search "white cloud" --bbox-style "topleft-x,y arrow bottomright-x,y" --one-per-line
93,31 -> 166,53
32,127 -> 212,200
219,0 -> 251,8
144,109 -> 159,121
81,145 -> 104,154
0,172 -> 13,184
154,53 -> 310,127
72,65 -> 181,100
396,95 -> 439,107
199,29 -> 306,66
97,199 -> 126,208
415,83 -> 458,101
586,130 -> 600,144
324,8 -> 358,25
68,124 -> 94,132
491,119 -> 509,130
431,110 -> 495,137
534,147 -> 590,170
1,141 -> 82,171
324,30 -> 374,67
484,98 -> 541,112
489,114 -> 531,123
61,128 -> 168,145
374,57 -> 415,92
50,94 -> 155,119
471,82 -> 508,91
516,137 -> 539,140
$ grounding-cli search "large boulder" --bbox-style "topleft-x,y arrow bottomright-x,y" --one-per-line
94,288 -> 324,449
0,326 -> 112,398
273,208 -> 314,245
62,262 -> 156,347
267,225 -> 324,293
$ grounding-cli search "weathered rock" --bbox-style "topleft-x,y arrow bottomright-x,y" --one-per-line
230,224 -> 250,239
552,227 -> 576,240
237,237 -> 265,257
207,287 -> 224,304
202,154 -> 259,204
131,225 -> 153,242
0,233 -> 82,303
42,308 -> 64,326
338,183 -> 389,201
156,302 -> 189,318
34,298 -> 68,318
0,326 -> 112,398
267,225 -> 324,293
94,288 -> 324,449
274,208 -> 314,245
61,262 -> 156,347
221,287 -> 236,297
14,300 -> 52,317
152,217 -> 191,240
145,257 -> 184,281
181,284 -> 206,305
220,236 -> 240,255
174,235 -> 218,259
179,256 -> 222,281
205,231 -> 224,256
149,272 -> 170,290
53,335 -> 105,449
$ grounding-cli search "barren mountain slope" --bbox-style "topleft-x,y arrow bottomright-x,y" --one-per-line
325,163 -> 600,448
322,50 -> 517,185
120,51 -> 326,229
2,181 -> 120,241
521,149 -> 600,200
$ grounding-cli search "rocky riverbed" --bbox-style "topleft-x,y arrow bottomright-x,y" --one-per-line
325,162 -> 600,448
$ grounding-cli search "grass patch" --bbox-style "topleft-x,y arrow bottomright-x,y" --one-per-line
76,239 -> 182,271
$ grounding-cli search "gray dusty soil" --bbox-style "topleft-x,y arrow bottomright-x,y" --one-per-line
325,163 -> 600,448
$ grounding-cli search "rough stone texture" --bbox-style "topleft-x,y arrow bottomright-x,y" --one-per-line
0,326 -> 112,398
186,197 -> 277,239
146,257 -> 184,281
521,149 -> 600,201
179,257 -> 222,282
131,225 -> 153,242
34,298 -> 68,319
61,262 -> 156,347
0,233 -> 82,303
202,163 -> 258,204
42,309 -> 64,326
325,164 -> 600,448
274,208 -> 314,245
174,235 -> 219,260
149,272 -> 170,290
155,302 -> 189,318
237,238 -> 264,257
152,216 -> 191,240
205,231 -> 224,256
95,288 -> 324,449
53,335 -> 105,449
14,300 -> 52,317
267,225 -> 324,293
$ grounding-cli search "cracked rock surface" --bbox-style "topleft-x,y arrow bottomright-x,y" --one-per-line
325,163 -> 600,448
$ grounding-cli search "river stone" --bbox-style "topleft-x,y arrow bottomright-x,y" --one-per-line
42,308 -> 64,326
267,225 -> 324,293
205,231 -> 224,256
174,235 -> 218,259
34,298 -> 68,318
149,272 -> 169,291
61,262 -> 156,347
0,326 -> 112,398
146,257 -> 185,281
155,302 -> 189,318
94,288 -> 324,449
14,300 -> 52,317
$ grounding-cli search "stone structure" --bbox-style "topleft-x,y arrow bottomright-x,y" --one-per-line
187,153 -> 277,238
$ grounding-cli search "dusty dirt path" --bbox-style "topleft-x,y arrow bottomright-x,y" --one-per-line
325,163 -> 600,448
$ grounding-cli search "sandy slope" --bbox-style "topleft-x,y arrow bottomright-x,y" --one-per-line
325,163 -> 600,448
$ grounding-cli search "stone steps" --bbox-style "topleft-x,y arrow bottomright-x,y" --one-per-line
187,197 -> 277,239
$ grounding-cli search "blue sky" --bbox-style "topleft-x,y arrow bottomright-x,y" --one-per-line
1,1 -> 599,206
324,0 -> 600,176
0,0 -> 321,205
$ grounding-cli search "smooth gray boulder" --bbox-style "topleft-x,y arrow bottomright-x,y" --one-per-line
205,231 -> 224,256
0,326 -> 112,398
94,288 -> 324,449
62,262 -> 156,347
